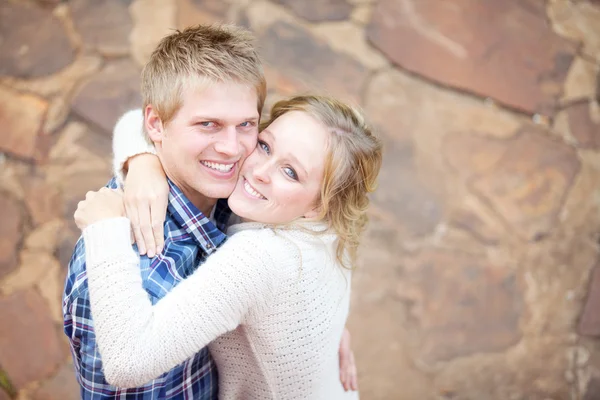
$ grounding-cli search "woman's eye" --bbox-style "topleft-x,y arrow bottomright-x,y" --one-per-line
284,167 -> 298,181
258,140 -> 270,154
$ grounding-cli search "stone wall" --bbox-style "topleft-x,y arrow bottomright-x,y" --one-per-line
0,0 -> 599,399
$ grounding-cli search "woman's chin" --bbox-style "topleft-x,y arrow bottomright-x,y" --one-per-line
228,195 -> 254,222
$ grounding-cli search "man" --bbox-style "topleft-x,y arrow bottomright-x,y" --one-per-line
63,24 -> 266,399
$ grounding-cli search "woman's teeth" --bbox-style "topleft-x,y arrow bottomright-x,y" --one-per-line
201,161 -> 234,172
244,179 -> 266,200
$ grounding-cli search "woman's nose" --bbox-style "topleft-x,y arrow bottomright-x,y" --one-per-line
251,160 -> 271,184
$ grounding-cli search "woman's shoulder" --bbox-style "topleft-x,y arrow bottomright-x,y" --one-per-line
226,223 -> 277,243
228,222 -> 334,245
222,225 -> 286,255
225,223 -> 333,259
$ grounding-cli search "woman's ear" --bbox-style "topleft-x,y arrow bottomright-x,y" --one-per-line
144,105 -> 165,143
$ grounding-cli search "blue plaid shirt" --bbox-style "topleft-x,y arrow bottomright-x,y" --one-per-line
63,177 -> 231,399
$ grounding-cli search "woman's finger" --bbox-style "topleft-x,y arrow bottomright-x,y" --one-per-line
137,200 -> 156,258
125,201 -> 146,255
150,193 -> 167,256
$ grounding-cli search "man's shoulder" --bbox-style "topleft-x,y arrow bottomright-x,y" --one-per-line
64,177 -> 123,299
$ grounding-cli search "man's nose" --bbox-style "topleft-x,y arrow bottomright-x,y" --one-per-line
214,126 -> 240,158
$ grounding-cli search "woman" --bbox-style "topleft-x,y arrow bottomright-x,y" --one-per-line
75,95 -> 382,399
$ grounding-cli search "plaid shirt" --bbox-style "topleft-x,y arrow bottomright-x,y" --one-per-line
63,177 -> 231,399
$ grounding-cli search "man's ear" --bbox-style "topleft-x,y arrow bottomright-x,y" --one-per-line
144,105 -> 165,143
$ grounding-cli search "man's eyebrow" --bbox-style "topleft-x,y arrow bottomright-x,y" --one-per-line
190,115 -> 259,122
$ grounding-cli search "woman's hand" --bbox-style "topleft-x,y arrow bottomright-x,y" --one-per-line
74,188 -> 126,231
339,327 -> 358,391
123,153 -> 169,258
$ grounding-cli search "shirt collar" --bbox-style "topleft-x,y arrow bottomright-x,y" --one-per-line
166,179 -> 228,255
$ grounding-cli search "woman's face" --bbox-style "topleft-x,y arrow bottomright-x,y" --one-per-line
228,111 -> 329,224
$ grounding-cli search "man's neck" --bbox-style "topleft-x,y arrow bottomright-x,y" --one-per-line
167,176 -> 217,217
183,189 -> 217,217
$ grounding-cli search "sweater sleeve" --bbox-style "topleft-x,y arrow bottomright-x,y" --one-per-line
112,109 -> 157,185
83,218 -> 276,388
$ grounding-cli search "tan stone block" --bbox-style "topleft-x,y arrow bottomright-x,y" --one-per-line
271,0 -> 352,22
32,362 -> 79,400
176,0 -> 230,29
350,3 -> 372,24
129,0 -> 177,67
443,132 -> 511,179
566,101 -> 600,149
312,22 -> 389,70
365,70 -> 522,144
36,262 -> 64,325
0,86 -> 48,160
71,59 -> 142,135
364,69 -> 526,239
447,196 -> 508,245
46,123 -> 111,186
579,262 -> 600,336
398,249 -> 523,364
0,160 -> 27,202
434,338 -> 571,399
0,2 -> 75,78
548,0 -> 600,63
585,377 -> 600,400
558,150 -> 600,235
348,224 -> 431,400
518,235 -> 600,337
371,138 -> 445,237
258,21 -> 370,103
23,177 -> 63,226
24,220 -> 65,253
0,55 -> 102,99
44,96 -> 72,135
469,128 -> 581,241
70,0 -> 133,56
562,57 -> 599,103
1,252 -> 60,296
367,0 -> 577,116
0,289 -> 64,389
0,193 -> 24,280
245,1 -> 296,34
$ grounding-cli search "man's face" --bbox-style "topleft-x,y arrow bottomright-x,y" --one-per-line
147,81 -> 260,208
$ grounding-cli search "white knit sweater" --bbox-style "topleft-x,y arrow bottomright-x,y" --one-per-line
83,216 -> 358,400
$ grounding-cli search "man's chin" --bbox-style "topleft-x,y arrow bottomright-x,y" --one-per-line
193,183 -> 236,200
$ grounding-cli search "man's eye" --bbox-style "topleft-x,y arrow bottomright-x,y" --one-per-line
258,140 -> 270,154
199,121 -> 215,127
283,167 -> 298,181
240,121 -> 255,127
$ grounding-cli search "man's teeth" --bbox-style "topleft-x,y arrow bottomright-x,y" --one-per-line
202,161 -> 234,172
244,180 -> 265,199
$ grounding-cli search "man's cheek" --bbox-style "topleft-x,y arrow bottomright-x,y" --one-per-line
240,140 -> 256,158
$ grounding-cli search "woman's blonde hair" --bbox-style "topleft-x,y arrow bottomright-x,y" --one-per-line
260,95 -> 383,269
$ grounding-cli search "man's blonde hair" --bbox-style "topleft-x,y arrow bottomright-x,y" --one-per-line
141,24 -> 267,125
260,95 -> 383,269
